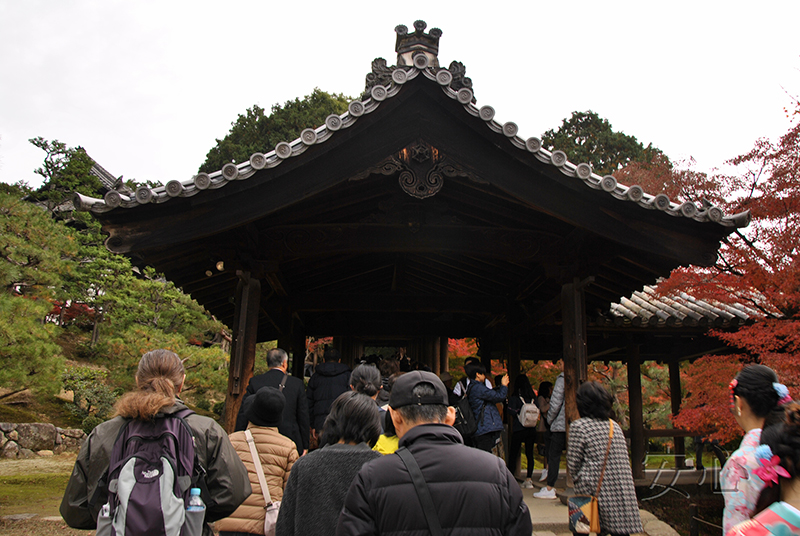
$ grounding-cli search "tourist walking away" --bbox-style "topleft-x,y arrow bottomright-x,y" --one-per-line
507,374 -> 538,488
350,363 -> 387,431
217,386 -> 299,536
536,380 -> 553,482
60,349 -> 250,536
727,401 -> 800,535
336,370 -> 532,536
535,367 -> 565,499
567,381 -> 642,536
721,364 -> 792,533
452,356 -> 492,396
307,347 -> 351,440
467,363 -> 510,453
276,391 -> 381,536
236,348 -> 310,457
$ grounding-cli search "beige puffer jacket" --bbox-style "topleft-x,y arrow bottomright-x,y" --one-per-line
215,425 -> 299,535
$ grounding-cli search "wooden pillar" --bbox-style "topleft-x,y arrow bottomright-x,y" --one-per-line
478,337 -> 492,373
430,337 -> 441,374
290,322 -> 306,378
507,335 -> 521,471
562,280 -> 588,426
439,336 -> 449,373
222,272 -> 261,433
669,360 -> 685,468
627,340 -> 645,479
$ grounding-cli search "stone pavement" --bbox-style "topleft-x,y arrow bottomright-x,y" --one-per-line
522,470 -> 680,536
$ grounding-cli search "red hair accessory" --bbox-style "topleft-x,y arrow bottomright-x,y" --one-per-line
753,445 -> 791,486
729,378 -> 738,413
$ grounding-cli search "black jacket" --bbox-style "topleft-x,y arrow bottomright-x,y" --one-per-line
306,362 -> 351,430
235,368 -> 310,455
336,424 -> 532,536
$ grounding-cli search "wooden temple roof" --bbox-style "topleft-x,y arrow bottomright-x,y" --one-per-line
76,21 -> 750,345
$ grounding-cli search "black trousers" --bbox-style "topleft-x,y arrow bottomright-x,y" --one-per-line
546,431 -> 566,487
508,427 -> 537,477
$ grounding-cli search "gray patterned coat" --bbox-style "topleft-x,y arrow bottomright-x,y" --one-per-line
567,418 -> 643,534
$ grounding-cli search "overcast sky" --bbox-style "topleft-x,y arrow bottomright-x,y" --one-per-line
1,1 -> 798,191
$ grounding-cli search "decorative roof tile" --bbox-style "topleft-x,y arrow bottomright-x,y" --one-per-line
596,285 -> 760,328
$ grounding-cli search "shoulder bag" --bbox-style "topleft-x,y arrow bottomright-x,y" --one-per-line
567,419 -> 614,534
245,429 -> 281,536
395,447 -> 444,536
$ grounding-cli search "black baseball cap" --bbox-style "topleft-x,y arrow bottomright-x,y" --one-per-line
389,371 -> 449,408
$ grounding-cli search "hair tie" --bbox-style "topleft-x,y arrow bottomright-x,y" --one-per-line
773,382 -> 792,405
753,444 -> 790,486
729,378 -> 738,412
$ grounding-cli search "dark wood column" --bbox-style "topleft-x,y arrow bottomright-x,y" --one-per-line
507,335 -> 521,470
669,360 -> 685,468
478,337 -> 492,373
222,272 -> 261,433
430,337 -> 441,374
291,322 -> 306,378
562,279 -> 588,426
439,336 -> 449,373
627,339 -> 645,479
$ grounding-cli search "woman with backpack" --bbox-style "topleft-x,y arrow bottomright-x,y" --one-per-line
507,374 -> 538,488
61,349 -> 250,536
466,362 -> 509,453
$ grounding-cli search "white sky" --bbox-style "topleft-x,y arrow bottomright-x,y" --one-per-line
1,1 -> 798,190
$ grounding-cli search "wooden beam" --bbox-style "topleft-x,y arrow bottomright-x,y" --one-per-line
669,361 -> 685,468
258,223 -> 562,262
222,273 -> 261,433
561,281 -> 587,427
439,336 -> 449,374
627,340 -> 645,480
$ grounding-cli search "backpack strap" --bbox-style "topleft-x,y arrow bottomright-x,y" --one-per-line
395,447 -> 443,536
278,373 -> 288,392
466,382 -> 487,424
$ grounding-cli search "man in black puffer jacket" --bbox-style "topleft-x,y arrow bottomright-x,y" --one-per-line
336,371 -> 532,536
306,348 -> 351,437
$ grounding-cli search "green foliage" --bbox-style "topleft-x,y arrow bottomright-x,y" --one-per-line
0,293 -> 65,396
541,111 -> 661,176
61,364 -> 117,425
0,191 -> 77,295
27,137 -> 104,215
199,88 -> 351,172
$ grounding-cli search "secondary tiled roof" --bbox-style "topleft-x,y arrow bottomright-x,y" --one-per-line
73,41 -> 748,230
595,285 -> 760,328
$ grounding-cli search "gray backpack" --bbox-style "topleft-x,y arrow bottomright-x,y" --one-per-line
97,409 -> 205,536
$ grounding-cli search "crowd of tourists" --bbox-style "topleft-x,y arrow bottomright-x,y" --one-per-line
59,347 -> 799,536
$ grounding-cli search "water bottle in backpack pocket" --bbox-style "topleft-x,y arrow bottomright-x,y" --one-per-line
183,488 -> 205,536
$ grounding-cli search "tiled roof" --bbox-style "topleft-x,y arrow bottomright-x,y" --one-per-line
73,56 -> 749,229
595,285 -> 760,328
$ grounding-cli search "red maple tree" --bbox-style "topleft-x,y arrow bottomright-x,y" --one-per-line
651,102 -> 800,442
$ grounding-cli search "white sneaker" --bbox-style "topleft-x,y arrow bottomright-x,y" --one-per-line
521,478 -> 533,489
533,487 -> 557,499
539,468 -> 548,482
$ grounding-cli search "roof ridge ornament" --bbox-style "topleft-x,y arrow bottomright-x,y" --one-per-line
395,20 -> 441,68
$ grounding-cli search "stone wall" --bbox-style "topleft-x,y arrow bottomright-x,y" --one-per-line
0,423 -> 86,458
